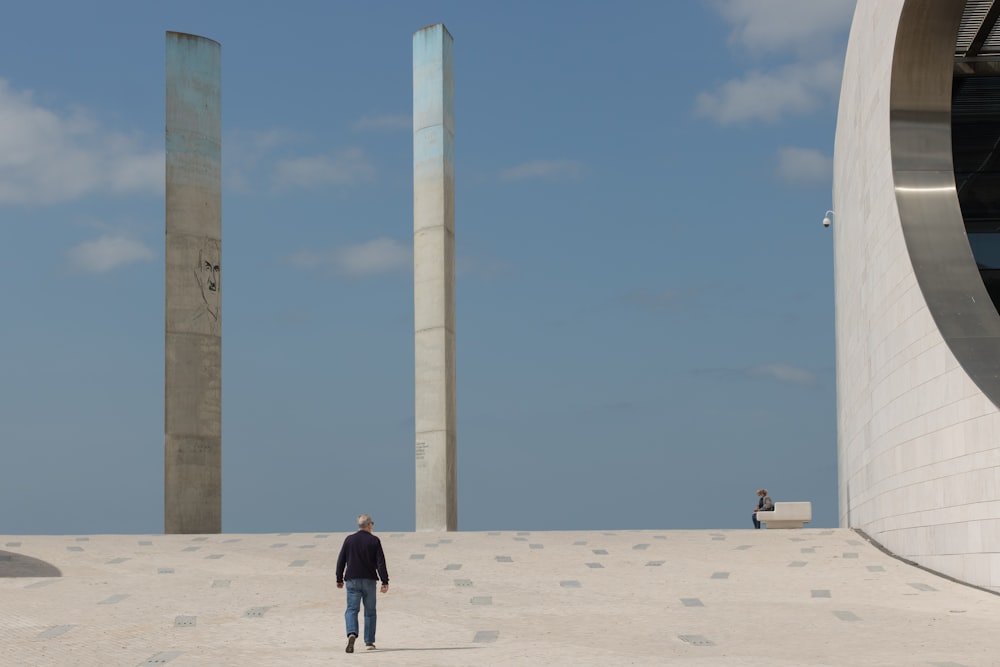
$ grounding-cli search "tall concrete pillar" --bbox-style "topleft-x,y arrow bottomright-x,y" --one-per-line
164,32 -> 222,534
413,24 -> 457,531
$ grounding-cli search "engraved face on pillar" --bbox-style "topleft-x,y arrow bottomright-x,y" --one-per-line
193,240 -> 221,333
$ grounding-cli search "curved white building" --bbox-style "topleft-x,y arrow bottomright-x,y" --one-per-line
835,0 -> 1000,592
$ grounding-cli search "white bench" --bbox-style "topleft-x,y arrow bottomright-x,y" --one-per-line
758,502 -> 812,529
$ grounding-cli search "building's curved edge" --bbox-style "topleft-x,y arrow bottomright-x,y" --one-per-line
834,0 -> 1000,593
891,0 -> 1000,409
854,528 -> 1000,596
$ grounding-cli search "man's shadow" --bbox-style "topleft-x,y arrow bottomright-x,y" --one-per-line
0,550 -> 62,578
358,647 -> 485,653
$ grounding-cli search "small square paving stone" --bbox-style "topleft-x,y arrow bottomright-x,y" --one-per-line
182,546 -> 200,552
909,582 -> 937,592
37,625 -> 75,638
866,565 -> 885,572
512,537 -> 528,542
106,558 -> 129,564
223,538 -> 241,543
788,537 -> 807,542
271,543 -> 287,548
66,546 -> 84,552
244,607 -> 270,618
315,534 -> 329,538
560,580 -> 582,588
592,549 -> 608,555
833,610 -> 860,621
289,560 -> 308,567
98,594 -> 129,605
299,544 -> 316,549
843,552 -> 858,559
788,561 -> 808,568
632,544 -> 649,550
488,532 -> 501,536
158,568 -> 175,574
846,539 -> 862,545
25,579 -> 58,589
811,590 -> 831,598
711,572 -> 729,579
205,554 -> 224,559
573,541 -> 587,546
139,541 -> 153,546
473,630 -> 499,643
602,532 -> 617,536
454,579 -> 473,587
930,663 -> 971,667
75,537 -> 89,541
174,616 -> 196,627
585,562 -> 604,569
529,544 -> 543,549
192,537 -> 208,542
711,536 -> 725,541
5,542 -> 21,547
212,580 -> 230,588
496,556 -> 513,562
409,554 -> 425,560
681,598 -> 704,607
801,548 -> 815,553
444,564 -> 462,570
646,561 -> 665,566
277,532 -> 291,536
424,543 -> 439,548
819,530 -> 834,535
654,535 -> 666,539
438,539 -> 453,544
735,545 -> 753,550
470,596 -> 491,605
517,531 -> 530,535
141,651 -> 183,665
678,634 -> 714,646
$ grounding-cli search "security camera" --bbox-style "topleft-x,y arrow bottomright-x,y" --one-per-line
823,216 -> 831,228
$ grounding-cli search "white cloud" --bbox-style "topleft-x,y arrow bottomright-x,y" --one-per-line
67,235 -> 155,273
289,237 -> 410,277
273,148 -> 375,190
695,58 -> 842,125
715,0 -> 856,54
0,79 -> 163,205
500,159 -> 584,182
776,146 -> 832,184
354,114 -> 410,131
697,1 -> 853,125
746,363 -> 817,386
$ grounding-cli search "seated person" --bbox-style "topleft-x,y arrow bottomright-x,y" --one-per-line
752,488 -> 774,529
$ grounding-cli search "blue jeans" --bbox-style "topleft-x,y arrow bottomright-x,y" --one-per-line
345,578 -> 377,644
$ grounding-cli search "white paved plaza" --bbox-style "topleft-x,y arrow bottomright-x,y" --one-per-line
1,529 -> 997,666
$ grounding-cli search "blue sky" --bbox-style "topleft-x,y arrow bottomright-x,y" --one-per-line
0,0 -> 855,534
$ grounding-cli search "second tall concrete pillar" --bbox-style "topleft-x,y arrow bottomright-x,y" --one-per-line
413,24 -> 457,531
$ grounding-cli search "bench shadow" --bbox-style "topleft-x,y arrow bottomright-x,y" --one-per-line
0,550 -> 62,578
359,647 -> 486,653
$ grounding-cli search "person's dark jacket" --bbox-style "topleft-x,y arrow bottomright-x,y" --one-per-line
336,530 -> 389,584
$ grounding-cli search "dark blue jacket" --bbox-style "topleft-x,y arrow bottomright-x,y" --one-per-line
336,530 -> 389,584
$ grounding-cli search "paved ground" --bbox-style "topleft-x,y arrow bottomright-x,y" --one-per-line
1,528 -> 997,666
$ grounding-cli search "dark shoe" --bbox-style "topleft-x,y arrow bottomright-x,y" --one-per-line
346,634 -> 357,653
366,643 -> 376,650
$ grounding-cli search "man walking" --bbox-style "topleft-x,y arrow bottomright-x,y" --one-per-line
336,514 -> 389,653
